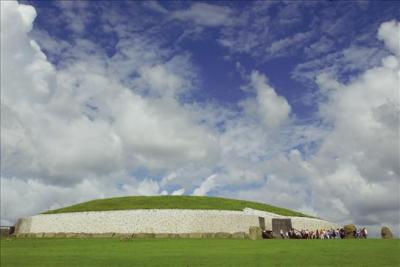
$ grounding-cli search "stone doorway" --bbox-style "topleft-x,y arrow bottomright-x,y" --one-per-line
258,217 -> 266,230
272,218 -> 292,238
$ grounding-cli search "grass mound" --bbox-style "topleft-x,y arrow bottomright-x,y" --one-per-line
43,195 -> 311,217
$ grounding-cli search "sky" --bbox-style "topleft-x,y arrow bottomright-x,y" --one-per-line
1,0 -> 399,237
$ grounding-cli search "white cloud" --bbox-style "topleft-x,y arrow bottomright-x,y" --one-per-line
138,60 -> 188,98
16,3 -> 36,28
292,45 -> 388,85
122,179 -> 161,196
1,0 -> 219,203
143,1 -> 168,14
192,174 -> 218,196
1,177 -> 108,225
55,1 -> 91,34
308,42 -> 400,232
171,188 -> 186,196
266,31 -> 312,56
378,20 -> 400,56
244,71 -> 291,129
171,3 -> 233,27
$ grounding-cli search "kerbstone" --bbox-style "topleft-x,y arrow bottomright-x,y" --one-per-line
215,232 -> 232,239
178,233 -> 190,238
134,233 -> 155,238
232,232 -> 246,239
202,233 -> 215,239
155,233 -> 170,239
55,233 -> 67,238
249,226 -> 262,240
189,233 -> 203,239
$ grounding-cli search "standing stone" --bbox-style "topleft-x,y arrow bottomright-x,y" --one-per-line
381,226 -> 393,239
343,224 -> 356,239
249,226 -> 262,240
0,228 -> 10,238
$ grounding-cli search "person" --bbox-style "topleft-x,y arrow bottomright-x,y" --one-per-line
305,229 -> 309,239
362,227 -> 368,239
280,229 -> 285,239
289,228 -> 295,239
339,228 -> 345,239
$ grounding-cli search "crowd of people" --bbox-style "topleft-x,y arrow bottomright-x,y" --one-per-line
279,227 -> 368,239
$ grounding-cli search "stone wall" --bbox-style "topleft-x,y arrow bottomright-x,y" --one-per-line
15,209 -> 339,235
291,217 -> 340,231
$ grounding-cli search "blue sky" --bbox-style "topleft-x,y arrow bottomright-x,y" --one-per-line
25,0 -> 398,117
1,1 -> 399,236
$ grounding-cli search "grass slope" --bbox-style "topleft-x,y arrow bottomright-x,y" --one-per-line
43,195 -> 311,217
1,238 -> 399,267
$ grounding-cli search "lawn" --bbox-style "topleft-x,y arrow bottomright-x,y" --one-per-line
1,238 -> 398,267
43,195 -> 311,217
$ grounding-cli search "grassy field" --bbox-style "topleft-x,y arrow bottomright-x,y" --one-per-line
44,195 -> 311,217
1,238 -> 398,267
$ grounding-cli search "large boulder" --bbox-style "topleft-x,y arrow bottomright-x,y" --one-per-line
249,226 -> 262,240
343,224 -> 356,239
381,226 -> 393,239
0,228 -> 10,238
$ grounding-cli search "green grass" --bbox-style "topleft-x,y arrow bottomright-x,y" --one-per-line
43,195 -> 311,217
1,238 -> 399,267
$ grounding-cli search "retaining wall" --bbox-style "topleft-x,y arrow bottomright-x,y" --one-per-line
15,209 -> 339,235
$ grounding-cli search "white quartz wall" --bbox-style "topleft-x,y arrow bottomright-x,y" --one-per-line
291,217 -> 340,231
16,209 -> 339,234
19,209 -> 260,234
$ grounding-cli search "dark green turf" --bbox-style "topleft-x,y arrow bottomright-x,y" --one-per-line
43,195 -> 311,217
1,238 -> 399,267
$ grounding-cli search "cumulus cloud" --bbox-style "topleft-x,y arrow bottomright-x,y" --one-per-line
1,178 -> 107,225
171,188 -> 186,196
0,0 -> 219,222
192,174 -> 218,196
310,49 -> 400,227
1,0 -> 219,184
243,71 -> 291,129
378,20 -> 400,56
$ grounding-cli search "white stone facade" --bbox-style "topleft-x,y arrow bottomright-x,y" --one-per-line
16,209 -> 339,234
